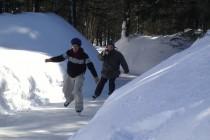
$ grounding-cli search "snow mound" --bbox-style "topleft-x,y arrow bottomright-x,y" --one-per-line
0,12 -> 99,57
0,13 -> 100,114
116,35 -> 189,75
69,32 -> 210,140
0,48 -> 63,114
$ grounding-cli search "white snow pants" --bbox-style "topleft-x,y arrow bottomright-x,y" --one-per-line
63,74 -> 85,111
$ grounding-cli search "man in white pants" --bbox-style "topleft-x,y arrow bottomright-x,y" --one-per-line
63,74 -> 84,112
45,38 -> 99,113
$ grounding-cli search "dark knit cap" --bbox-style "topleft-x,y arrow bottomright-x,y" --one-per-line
107,42 -> 116,48
71,38 -> 82,46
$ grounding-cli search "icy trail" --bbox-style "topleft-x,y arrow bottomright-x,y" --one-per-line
0,75 -> 133,140
0,100 -> 104,140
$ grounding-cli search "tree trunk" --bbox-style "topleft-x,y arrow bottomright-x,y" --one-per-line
123,0 -> 130,37
0,1 -> 3,13
33,0 -> 40,12
69,0 -> 77,27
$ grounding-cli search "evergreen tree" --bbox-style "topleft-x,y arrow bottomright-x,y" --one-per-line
0,0 -> 210,41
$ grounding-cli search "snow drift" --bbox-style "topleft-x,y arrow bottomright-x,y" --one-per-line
69,31 -> 210,140
0,13 -> 100,114
0,48 -> 63,114
116,35 -> 185,75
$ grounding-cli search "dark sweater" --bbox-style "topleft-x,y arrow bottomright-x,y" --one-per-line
49,48 -> 98,78
99,49 -> 129,79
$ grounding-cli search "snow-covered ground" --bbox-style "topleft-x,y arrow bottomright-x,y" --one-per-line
115,35 -> 188,75
0,99 -> 104,140
69,31 -> 210,140
0,13 -> 133,140
0,12 -> 101,114
1,12 -> 208,140
0,12 -> 182,115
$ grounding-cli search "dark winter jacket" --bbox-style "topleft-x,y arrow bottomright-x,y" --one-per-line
48,48 -> 98,78
99,49 -> 129,79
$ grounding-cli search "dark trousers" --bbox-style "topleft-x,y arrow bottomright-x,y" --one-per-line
94,77 -> 116,97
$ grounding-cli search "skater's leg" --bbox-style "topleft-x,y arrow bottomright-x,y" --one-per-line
63,75 -> 75,107
93,77 -> 107,98
73,74 -> 85,112
108,77 -> 116,95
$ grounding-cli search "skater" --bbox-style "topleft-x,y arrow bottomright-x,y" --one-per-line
45,37 -> 99,113
92,42 -> 129,99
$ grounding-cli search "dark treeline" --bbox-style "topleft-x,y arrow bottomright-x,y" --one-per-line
0,0 -> 210,45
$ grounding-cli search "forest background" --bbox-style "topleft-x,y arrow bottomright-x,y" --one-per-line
0,0 -> 209,45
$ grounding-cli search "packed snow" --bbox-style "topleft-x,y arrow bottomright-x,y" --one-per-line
0,12 -> 131,140
115,35 -> 190,75
69,31 -> 210,140
0,12 -> 101,114
0,12 -> 208,140
0,12 -> 181,115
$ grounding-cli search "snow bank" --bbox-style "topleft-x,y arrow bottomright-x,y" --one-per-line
0,48 -> 63,114
0,13 -> 100,114
0,12 -> 100,60
115,36 -> 182,75
69,32 -> 210,140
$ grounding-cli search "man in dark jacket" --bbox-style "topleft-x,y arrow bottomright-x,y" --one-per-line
92,43 -> 129,99
45,38 -> 99,113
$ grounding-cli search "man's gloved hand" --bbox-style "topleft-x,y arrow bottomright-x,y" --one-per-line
102,50 -> 109,56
